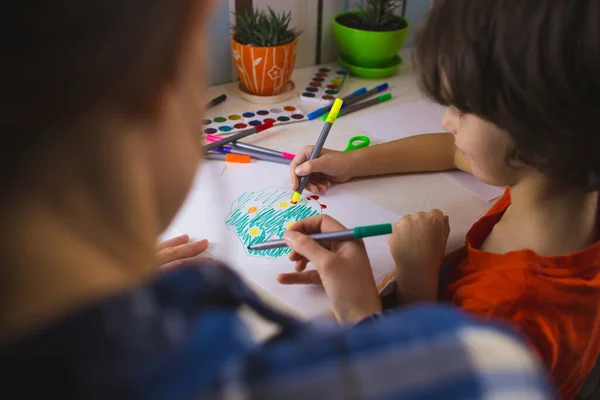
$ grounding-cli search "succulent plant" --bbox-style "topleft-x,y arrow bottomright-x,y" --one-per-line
232,7 -> 301,47
359,0 -> 404,30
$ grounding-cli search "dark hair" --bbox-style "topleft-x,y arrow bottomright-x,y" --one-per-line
0,1 -> 195,188
413,0 -> 600,191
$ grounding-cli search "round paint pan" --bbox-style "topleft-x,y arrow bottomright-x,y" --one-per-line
239,81 -> 296,104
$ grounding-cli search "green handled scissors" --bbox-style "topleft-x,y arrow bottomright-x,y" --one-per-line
344,135 -> 371,152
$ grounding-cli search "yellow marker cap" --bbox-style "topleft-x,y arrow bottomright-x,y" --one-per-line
325,98 -> 344,124
291,191 -> 301,203
226,154 -> 251,163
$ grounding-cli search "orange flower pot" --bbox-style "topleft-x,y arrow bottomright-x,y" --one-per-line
231,37 -> 298,96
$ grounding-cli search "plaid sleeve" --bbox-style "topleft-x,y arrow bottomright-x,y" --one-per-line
210,304 -> 553,400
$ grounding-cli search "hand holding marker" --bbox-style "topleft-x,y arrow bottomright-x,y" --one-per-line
249,223 -> 393,251
291,98 -> 344,204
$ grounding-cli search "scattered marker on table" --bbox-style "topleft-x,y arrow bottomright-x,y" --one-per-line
291,98 -> 344,204
307,87 -> 367,120
205,152 -> 251,163
205,134 -> 296,160
206,94 -> 227,109
343,83 -> 388,107
248,223 -> 393,251
322,93 -> 392,120
203,121 -> 274,152
212,146 -> 291,165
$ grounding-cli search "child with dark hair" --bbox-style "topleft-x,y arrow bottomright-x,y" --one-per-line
0,1 -> 551,399
287,0 -> 600,398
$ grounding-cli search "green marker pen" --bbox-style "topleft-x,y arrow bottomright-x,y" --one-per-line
248,223 -> 393,251
322,93 -> 392,121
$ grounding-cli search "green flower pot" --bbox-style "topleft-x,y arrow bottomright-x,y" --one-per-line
333,10 -> 409,69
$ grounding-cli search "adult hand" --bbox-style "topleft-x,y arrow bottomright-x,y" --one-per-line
387,210 -> 450,305
289,146 -> 355,194
157,234 -> 210,270
277,215 -> 381,324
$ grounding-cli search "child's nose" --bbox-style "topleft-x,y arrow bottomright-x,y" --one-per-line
441,108 -> 457,135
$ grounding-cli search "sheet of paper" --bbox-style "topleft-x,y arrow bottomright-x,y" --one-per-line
440,171 -> 505,202
353,99 -> 447,142
166,161 -> 400,319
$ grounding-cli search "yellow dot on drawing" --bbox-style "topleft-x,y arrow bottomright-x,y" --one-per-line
248,227 -> 262,237
279,202 -> 289,208
248,206 -> 258,213
285,221 -> 295,229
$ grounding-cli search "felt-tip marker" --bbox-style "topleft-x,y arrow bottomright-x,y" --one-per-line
248,223 -> 393,251
291,98 -> 344,204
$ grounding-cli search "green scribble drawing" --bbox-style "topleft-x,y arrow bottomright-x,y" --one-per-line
225,187 -> 322,258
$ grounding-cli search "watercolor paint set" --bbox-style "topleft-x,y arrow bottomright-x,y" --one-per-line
300,67 -> 348,104
202,104 -> 308,135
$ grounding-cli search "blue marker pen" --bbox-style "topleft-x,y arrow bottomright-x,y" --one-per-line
341,83 -> 389,108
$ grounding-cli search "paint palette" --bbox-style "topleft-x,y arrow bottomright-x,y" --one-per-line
202,104 -> 308,135
300,67 -> 348,104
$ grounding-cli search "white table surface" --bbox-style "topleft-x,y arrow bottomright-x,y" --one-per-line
168,49 -> 494,338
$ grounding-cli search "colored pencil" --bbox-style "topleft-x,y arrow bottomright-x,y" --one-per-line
248,223 -> 393,251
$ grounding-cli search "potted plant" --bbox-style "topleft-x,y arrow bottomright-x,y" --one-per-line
231,8 -> 301,97
333,0 -> 409,77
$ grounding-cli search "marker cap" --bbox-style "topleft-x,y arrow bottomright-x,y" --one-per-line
325,98 -> 344,124
353,223 -> 393,238
226,154 -> 251,163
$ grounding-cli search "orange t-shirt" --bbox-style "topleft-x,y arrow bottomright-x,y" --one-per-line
442,189 -> 600,399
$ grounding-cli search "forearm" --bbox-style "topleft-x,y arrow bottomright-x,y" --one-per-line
348,133 -> 469,178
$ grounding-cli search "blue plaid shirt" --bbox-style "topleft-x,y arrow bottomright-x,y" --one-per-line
1,262 -> 553,399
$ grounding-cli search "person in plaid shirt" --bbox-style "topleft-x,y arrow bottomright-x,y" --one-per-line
0,1 -> 551,399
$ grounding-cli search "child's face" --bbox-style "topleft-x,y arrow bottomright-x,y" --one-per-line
442,107 -> 523,187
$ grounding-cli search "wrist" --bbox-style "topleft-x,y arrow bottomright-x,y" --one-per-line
334,301 -> 383,325
345,148 -> 369,179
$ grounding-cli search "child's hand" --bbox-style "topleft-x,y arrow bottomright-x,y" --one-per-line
290,146 -> 355,194
387,210 -> 450,304
157,234 -> 210,270
277,215 -> 382,324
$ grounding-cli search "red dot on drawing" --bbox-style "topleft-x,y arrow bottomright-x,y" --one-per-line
263,118 -> 276,124
320,204 -> 328,209
234,123 -> 248,129
312,195 -> 320,200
